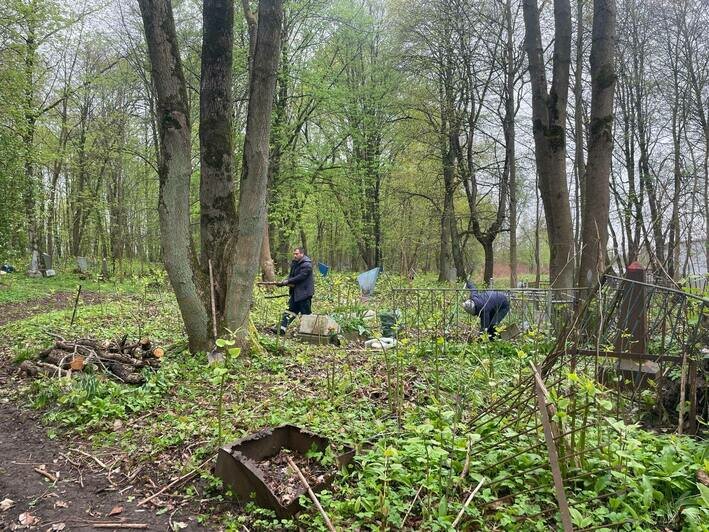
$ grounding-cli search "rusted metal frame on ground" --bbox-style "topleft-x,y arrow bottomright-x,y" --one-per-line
570,348 -> 684,364
467,371 -> 573,433
481,418 -> 597,476
470,386 -> 599,461
484,440 -> 605,490
575,520 -> 635,532
684,299 -> 706,434
530,362 -> 574,532
514,488 -> 628,526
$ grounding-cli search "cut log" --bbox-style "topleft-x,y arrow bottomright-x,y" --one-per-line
152,347 -> 164,359
102,360 -> 145,384
70,355 -> 85,371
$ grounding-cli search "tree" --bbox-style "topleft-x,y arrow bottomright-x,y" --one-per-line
577,0 -> 616,288
138,0 -> 283,351
522,0 -> 575,288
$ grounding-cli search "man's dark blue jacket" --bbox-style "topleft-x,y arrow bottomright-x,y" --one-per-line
286,255 -> 315,303
466,281 -> 510,330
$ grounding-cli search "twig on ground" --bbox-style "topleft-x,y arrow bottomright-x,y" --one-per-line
71,448 -> 108,470
59,452 -> 81,468
137,454 -> 216,507
286,456 -> 336,532
402,483 -> 425,526
33,467 -> 58,483
91,523 -> 147,529
452,477 -> 486,529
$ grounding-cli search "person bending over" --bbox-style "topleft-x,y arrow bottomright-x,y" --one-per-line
462,281 -> 510,340
275,247 -> 314,335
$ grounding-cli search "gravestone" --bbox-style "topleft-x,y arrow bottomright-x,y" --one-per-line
41,253 -> 52,270
41,253 -> 56,277
616,262 -> 657,377
27,250 -> 41,278
298,314 -> 341,345
76,256 -> 89,274
101,257 -> 110,279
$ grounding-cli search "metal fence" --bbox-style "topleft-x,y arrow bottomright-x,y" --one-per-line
389,287 -> 583,343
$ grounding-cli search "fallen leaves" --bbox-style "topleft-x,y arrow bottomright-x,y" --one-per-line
18,511 -> 38,526
108,505 -> 123,517
0,498 -> 15,512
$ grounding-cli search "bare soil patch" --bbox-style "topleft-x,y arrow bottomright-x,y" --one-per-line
0,401 -> 205,531
0,292 -> 105,328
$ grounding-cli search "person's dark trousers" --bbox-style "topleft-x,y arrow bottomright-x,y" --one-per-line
481,303 -> 510,340
279,297 -> 312,333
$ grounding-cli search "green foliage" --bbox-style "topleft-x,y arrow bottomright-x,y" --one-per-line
4,273 -> 707,531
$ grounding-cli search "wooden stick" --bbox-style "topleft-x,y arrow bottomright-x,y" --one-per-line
71,448 -> 108,470
402,483 -> 424,526
678,352 -> 687,435
91,524 -> 148,529
137,454 -> 215,507
286,456 -> 336,532
33,467 -> 58,483
208,259 -> 218,339
451,477 -> 486,529
70,284 -> 82,326
530,362 -> 573,532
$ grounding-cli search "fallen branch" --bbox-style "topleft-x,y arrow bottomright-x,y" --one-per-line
71,448 -> 108,470
452,477 -> 486,529
33,467 -> 57,483
402,482 -> 425,526
137,454 -> 216,507
91,523 -> 147,529
286,455 -> 336,532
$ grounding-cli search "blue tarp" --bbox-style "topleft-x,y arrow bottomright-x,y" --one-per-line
357,267 -> 380,296
318,262 -> 330,277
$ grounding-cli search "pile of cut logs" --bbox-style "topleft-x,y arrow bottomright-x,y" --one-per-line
19,336 -> 164,385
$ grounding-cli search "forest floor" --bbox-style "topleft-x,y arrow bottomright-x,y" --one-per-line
0,270 -> 706,531
0,283 -> 206,531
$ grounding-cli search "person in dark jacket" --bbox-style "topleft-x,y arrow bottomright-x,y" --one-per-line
462,281 -> 510,340
276,247 -> 315,334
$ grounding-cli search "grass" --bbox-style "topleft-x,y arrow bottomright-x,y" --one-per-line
0,270 -> 707,531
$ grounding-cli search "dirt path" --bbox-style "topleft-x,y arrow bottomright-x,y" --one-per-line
0,292 -> 106,328
0,385 -> 206,531
0,295 -> 209,531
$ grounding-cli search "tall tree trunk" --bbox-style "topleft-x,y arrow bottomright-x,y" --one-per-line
71,101 -> 89,257
48,95 -> 69,260
535,169 -> 541,285
224,0 -> 283,344
578,0 -> 616,288
138,0 -> 210,353
481,238 -> 494,286
242,0 -> 277,282
200,0 -> 238,327
573,0 -> 586,260
523,0 -> 575,288
506,0 -> 518,288
439,186 -> 455,282
22,18 -> 39,259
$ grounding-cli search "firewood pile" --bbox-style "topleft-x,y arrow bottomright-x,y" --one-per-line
18,336 -> 164,385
